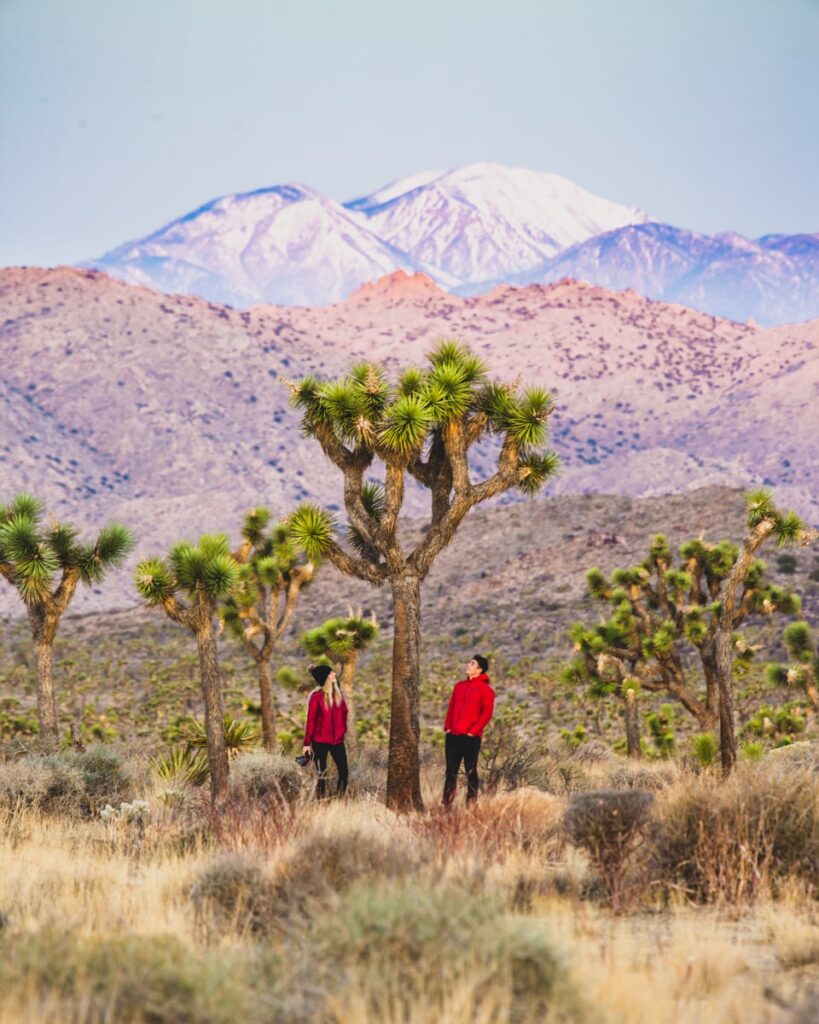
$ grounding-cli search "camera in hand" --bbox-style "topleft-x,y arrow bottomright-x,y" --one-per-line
295,752 -> 312,767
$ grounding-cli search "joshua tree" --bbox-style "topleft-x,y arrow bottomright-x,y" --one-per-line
135,534 -> 239,800
287,341 -> 558,809
221,508 -> 316,751
565,492 -> 807,771
767,621 -> 819,711
0,494 -> 134,751
301,613 -> 379,754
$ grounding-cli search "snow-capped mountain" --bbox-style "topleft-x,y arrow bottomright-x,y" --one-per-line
82,163 -> 819,324
505,223 -> 819,326
92,185 -> 411,307
345,162 -> 648,285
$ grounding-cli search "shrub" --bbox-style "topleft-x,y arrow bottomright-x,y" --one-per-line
0,755 -> 85,815
268,820 -> 422,929
65,745 -> 133,810
228,750 -> 307,805
309,880 -> 584,1023
563,789 -> 655,910
0,929 -> 256,1024
0,748 -> 129,816
190,853 -> 277,938
653,767 -> 819,903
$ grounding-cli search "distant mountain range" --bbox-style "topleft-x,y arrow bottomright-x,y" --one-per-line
83,163 -> 818,325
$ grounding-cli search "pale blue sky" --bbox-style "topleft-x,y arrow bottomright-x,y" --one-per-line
1,0 -> 817,267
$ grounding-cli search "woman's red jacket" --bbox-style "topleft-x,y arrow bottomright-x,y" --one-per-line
444,673 -> 495,737
304,690 -> 348,746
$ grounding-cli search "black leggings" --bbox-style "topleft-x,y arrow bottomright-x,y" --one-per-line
442,733 -> 482,806
312,742 -> 348,798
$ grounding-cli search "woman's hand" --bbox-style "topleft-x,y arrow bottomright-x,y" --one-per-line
302,745 -> 311,756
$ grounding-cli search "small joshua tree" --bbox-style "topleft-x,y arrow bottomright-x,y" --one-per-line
0,494 -> 134,751
135,534 -> 239,800
565,491 -> 807,773
766,621 -> 819,711
301,613 -> 379,754
221,508 -> 316,751
287,340 -> 558,809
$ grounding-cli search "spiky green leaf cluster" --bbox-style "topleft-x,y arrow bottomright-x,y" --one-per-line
135,534 -> 238,606
289,340 -> 558,496
783,621 -> 813,662
302,615 -> 379,661
1,493 -> 134,606
288,504 -> 335,562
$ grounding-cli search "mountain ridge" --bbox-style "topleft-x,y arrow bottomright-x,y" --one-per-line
78,163 -> 819,325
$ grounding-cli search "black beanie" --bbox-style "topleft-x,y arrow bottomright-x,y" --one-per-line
310,664 -> 332,686
473,654 -> 489,674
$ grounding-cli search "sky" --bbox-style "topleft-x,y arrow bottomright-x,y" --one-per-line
1,0 -> 818,267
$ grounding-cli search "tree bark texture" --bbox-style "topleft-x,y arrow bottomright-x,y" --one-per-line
624,688 -> 641,760
340,651 -> 359,756
32,617 -> 60,752
257,658 -> 276,752
386,575 -> 423,810
196,609 -> 230,801
716,520 -> 774,775
700,641 -> 721,728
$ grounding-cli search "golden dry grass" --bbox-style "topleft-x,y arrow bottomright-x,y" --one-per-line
1,761 -> 818,1023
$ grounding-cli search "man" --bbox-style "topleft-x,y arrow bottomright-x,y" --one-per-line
442,654 -> 495,806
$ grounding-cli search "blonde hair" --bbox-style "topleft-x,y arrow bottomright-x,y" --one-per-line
318,674 -> 343,709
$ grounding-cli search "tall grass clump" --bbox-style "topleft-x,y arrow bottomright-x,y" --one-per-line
653,765 -> 819,903
0,746 -> 132,817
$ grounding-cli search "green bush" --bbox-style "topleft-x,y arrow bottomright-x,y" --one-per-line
0,930 -> 258,1024
310,881 -> 584,1022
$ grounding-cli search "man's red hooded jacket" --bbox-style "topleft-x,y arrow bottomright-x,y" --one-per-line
444,673 -> 495,737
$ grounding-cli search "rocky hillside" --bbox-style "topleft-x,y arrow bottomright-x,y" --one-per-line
1,265 -> 817,612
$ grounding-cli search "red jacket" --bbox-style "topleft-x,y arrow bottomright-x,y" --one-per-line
304,689 -> 348,746
444,673 -> 495,737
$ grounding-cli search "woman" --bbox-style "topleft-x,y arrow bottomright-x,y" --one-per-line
302,664 -> 349,798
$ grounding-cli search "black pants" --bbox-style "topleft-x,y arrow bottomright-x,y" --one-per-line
312,742 -> 348,798
442,733 -> 482,806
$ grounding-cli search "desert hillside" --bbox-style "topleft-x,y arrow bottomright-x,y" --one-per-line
1,266 -> 817,612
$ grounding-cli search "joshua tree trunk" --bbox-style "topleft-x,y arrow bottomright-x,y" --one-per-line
624,687 -> 641,760
256,657 -> 276,752
30,609 -> 60,752
715,520 -> 774,775
196,609 -> 230,801
386,574 -> 423,811
699,639 -> 721,727
715,637 -> 737,775
339,650 -> 359,756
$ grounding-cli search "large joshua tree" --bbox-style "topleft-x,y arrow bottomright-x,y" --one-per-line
301,613 -> 379,754
221,508 -> 316,751
566,491 -> 808,773
135,534 -> 239,800
287,341 -> 558,809
0,494 -> 134,751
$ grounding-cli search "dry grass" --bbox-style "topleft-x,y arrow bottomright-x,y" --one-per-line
0,754 -> 818,1022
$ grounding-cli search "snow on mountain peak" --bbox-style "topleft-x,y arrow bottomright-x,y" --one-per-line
343,162 -> 648,286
